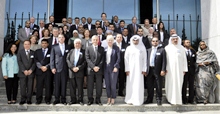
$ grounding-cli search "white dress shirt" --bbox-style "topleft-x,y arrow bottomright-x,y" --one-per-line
150,46 -> 158,67
185,48 -> 191,56
160,32 -> 164,42
106,46 -> 112,64
42,48 -> 48,57
59,43 -> 65,55
52,37 -> 59,45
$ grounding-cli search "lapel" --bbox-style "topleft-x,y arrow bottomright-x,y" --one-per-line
39,49 -> 44,60
111,46 -> 115,60
148,48 -> 152,60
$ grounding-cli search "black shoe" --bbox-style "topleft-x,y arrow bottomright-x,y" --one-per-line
35,101 -> 41,105
33,92 -> 36,96
87,101 -> 93,106
19,101 -> 25,105
144,100 -> 153,104
96,101 -> 103,106
182,101 -> 188,104
53,100 -> 60,105
46,102 -> 51,105
188,100 -> 196,104
11,101 -> 16,104
157,100 -> 162,106
79,102 -> 84,106
118,92 -> 125,97
62,101 -> 67,105
27,101 -> 32,105
68,101 -> 76,105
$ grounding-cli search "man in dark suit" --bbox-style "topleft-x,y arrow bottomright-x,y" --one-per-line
66,39 -> 86,106
97,27 -> 106,46
127,16 -> 141,36
114,34 -> 128,96
100,13 -> 107,28
151,17 -> 158,31
85,35 -> 104,106
69,17 -> 80,37
17,40 -> 36,105
122,28 -> 131,45
30,17 -> 39,30
116,20 -> 125,34
144,37 -> 166,105
137,27 -> 151,49
83,17 -> 96,31
50,34 -> 70,105
45,16 -> 58,29
34,39 -> 52,105
48,27 -> 59,48
182,40 -> 196,104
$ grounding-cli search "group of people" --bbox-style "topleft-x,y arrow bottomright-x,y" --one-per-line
1,13 -> 219,107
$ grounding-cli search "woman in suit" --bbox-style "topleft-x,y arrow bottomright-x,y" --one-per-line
104,35 -> 120,105
1,43 -> 19,104
157,22 -> 169,47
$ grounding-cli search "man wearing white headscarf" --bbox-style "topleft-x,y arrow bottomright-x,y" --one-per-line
124,35 -> 147,106
165,34 -> 188,105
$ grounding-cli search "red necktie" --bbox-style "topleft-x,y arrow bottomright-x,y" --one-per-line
98,35 -> 101,46
54,38 -> 57,44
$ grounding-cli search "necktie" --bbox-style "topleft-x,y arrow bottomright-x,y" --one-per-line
54,38 -> 57,44
74,50 -> 79,66
187,50 -> 190,59
26,51 -> 30,60
95,46 -> 98,60
98,35 -> 101,46
42,49 -> 45,58
133,24 -> 136,33
26,28 -> 30,37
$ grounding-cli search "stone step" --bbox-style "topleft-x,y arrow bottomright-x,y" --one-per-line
0,88 -> 170,96
0,103 -> 220,112
0,95 -> 169,103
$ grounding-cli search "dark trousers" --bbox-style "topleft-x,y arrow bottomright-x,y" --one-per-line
54,70 -> 67,102
5,74 -> 19,101
118,68 -> 126,94
20,76 -> 34,102
87,73 -> 102,102
36,71 -> 52,102
182,71 -> 195,103
69,77 -> 84,102
146,67 -> 162,101
104,65 -> 119,98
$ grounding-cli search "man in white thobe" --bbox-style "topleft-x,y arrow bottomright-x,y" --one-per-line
165,34 -> 188,105
124,35 -> 147,106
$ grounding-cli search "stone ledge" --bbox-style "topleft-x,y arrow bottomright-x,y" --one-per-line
0,104 -> 220,112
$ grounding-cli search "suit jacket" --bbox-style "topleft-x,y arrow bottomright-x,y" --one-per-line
122,35 -> 131,45
50,44 -> 70,73
104,45 -> 120,71
113,42 -> 128,71
34,48 -> 51,76
85,45 -> 104,75
81,38 -> 92,50
66,49 -> 86,78
30,23 -> 39,30
151,24 -> 158,31
146,46 -> 166,75
18,28 -> 33,51
116,27 -> 124,34
142,36 -> 151,49
83,24 -> 96,30
127,23 -> 141,36
186,49 -> 196,74
17,49 -> 36,78
157,30 -> 169,47
97,34 -> 106,41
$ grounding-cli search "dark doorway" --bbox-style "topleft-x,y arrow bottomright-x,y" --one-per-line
54,0 -> 67,23
139,0 -> 153,24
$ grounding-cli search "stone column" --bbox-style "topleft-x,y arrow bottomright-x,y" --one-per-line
201,0 -> 220,103
0,0 -> 6,87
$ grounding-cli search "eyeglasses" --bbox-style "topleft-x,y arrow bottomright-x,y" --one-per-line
62,21 -> 67,22
152,40 -> 158,42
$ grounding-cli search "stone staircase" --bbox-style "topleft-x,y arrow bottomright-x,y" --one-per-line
0,84 -> 220,112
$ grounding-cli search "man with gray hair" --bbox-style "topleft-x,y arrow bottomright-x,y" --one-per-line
127,16 -> 141,36
85,35 -> 104,106
30,17 -> 39,30
66,39 -> 86,105
48,27 -> 59,48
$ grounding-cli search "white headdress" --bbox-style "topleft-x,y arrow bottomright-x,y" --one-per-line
168,34 -> 182,45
